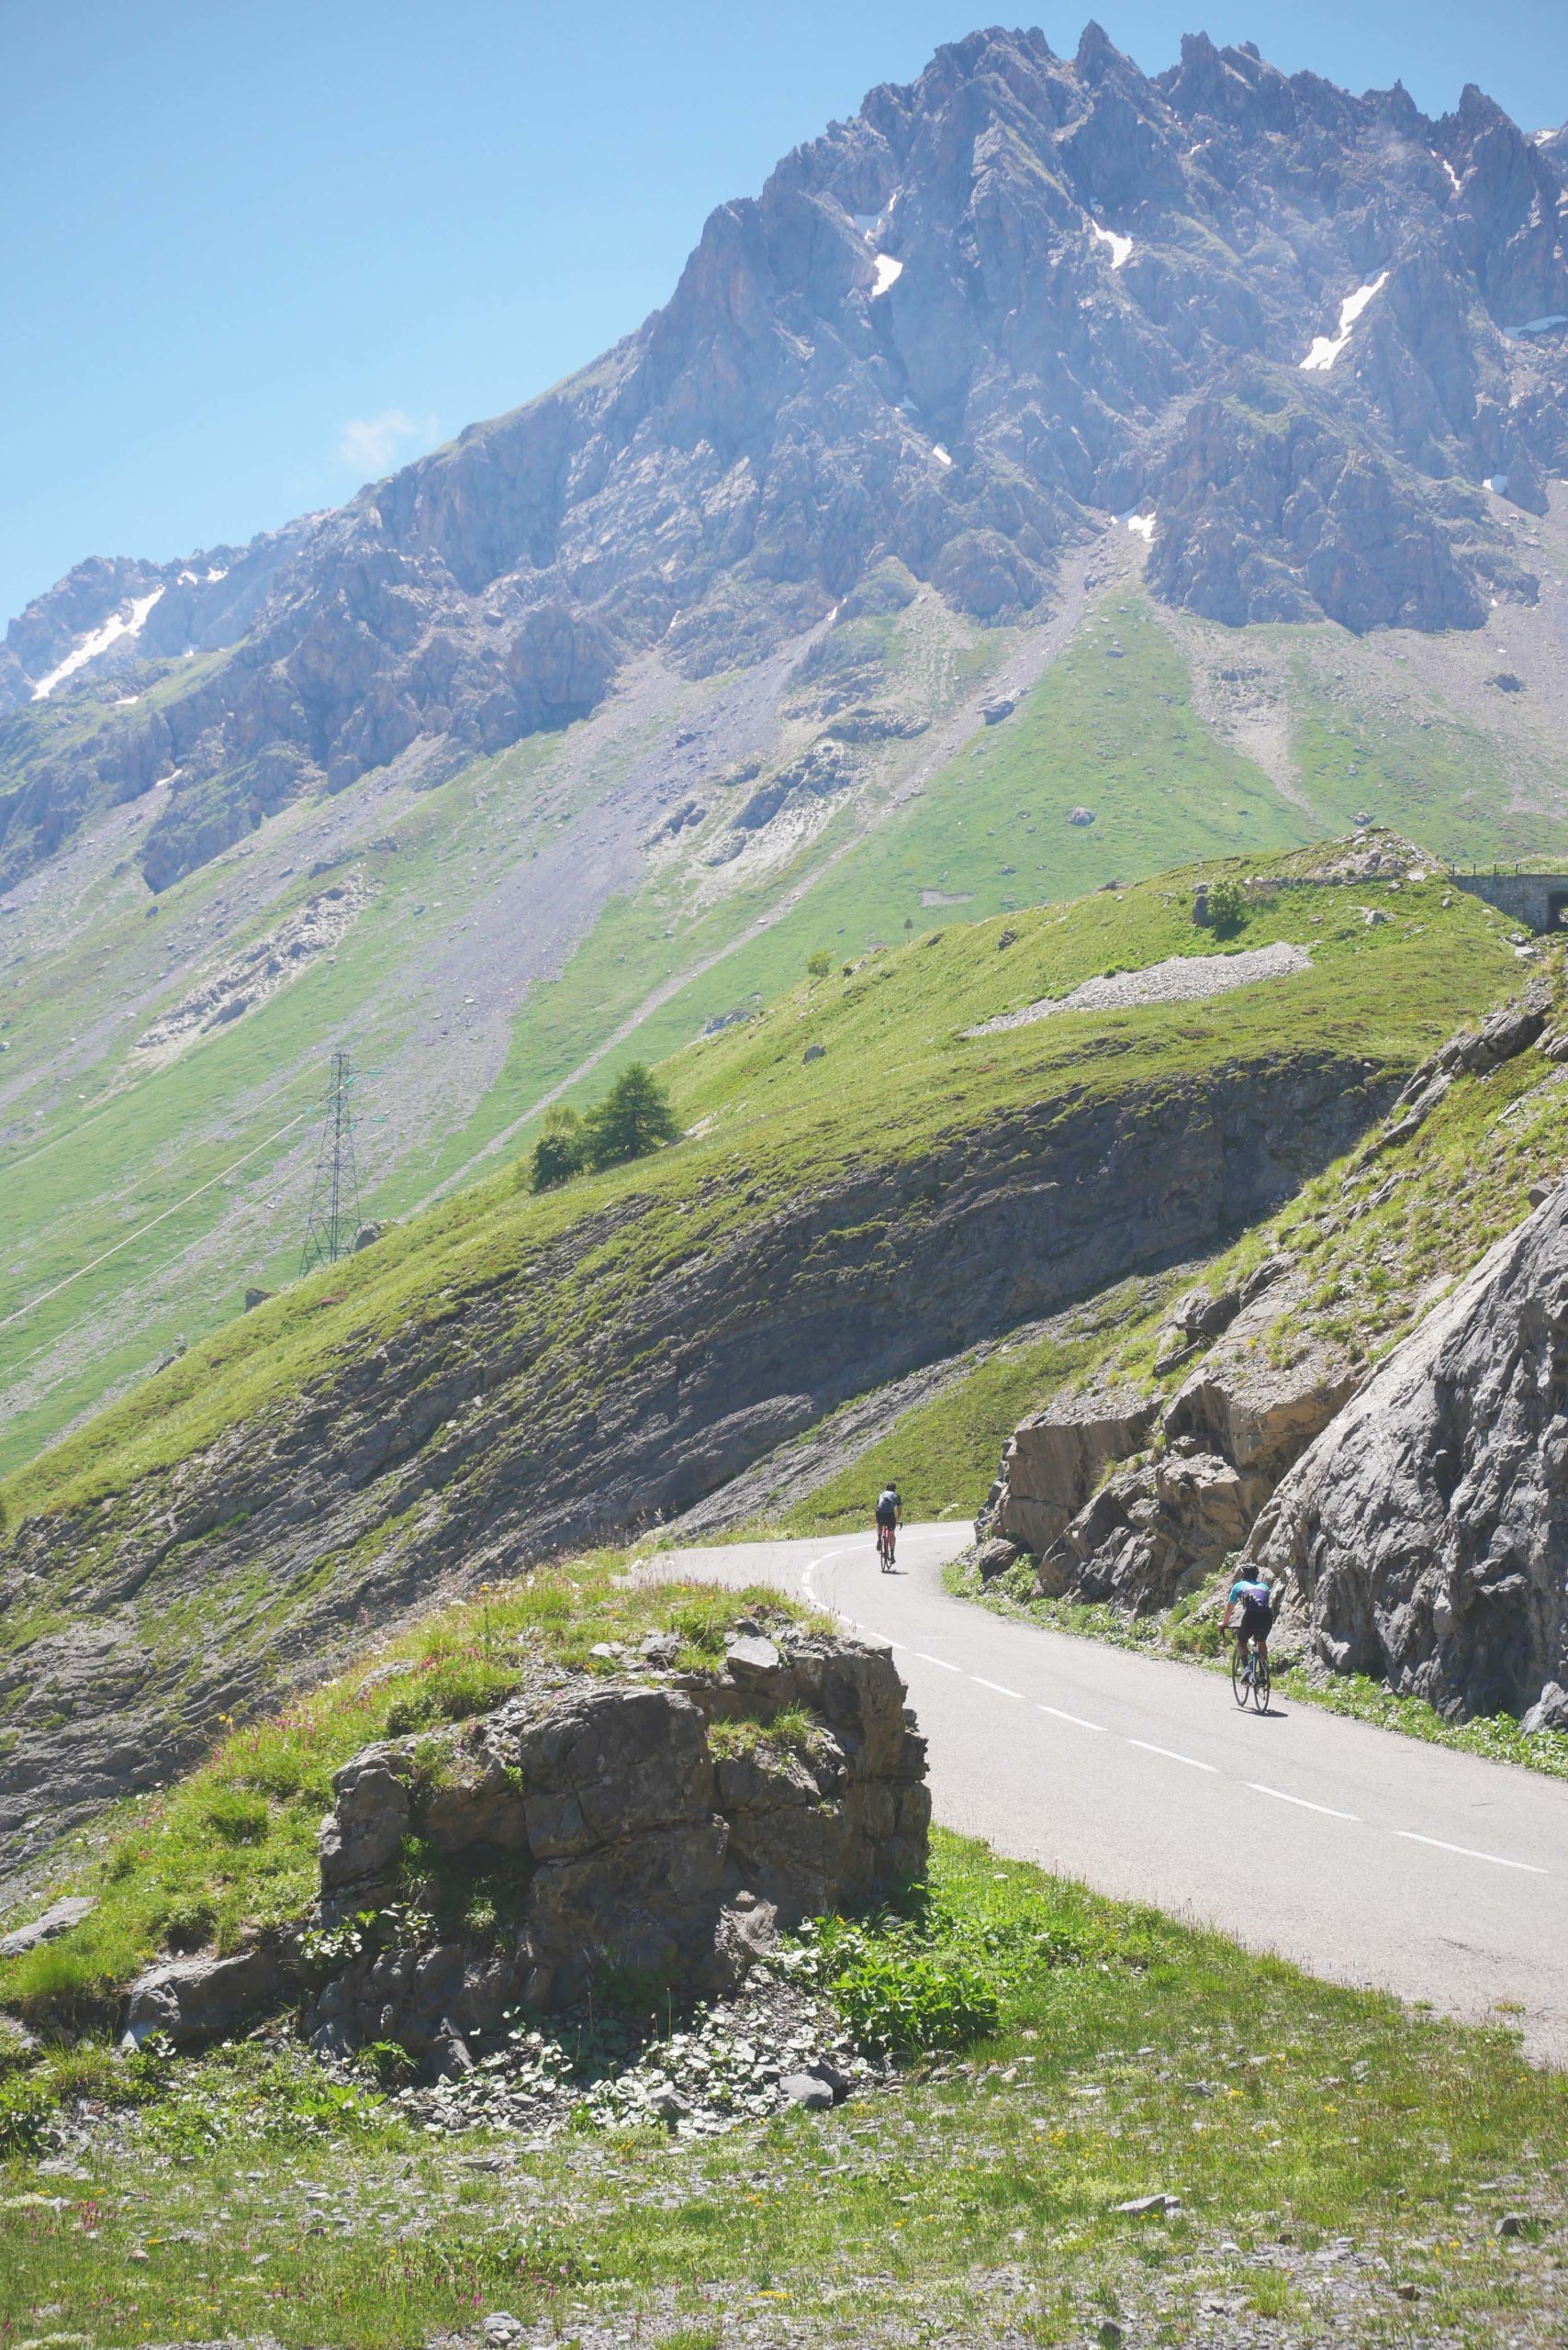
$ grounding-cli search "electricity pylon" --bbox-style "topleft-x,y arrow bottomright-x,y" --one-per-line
298,1049 -> 362,1276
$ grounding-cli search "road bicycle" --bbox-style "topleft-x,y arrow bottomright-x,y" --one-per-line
1231,1633 -> 1271,1714
876,1521 -> 897,1572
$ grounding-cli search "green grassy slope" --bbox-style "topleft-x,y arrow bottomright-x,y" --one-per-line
771,926 -> 1568,1545
517,589 -> 1319,1111
8,568 -> 1568,1479
1282,643 -> 1568,862
0,742 -> 557,1477
1,1822 -> 1562,2347
1,845 -> 1522,1529
1,597 -> 995,1472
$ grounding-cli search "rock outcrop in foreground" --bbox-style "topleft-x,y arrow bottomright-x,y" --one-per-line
1249,1189 -> 1568,1724
124,1625 -> 928,2064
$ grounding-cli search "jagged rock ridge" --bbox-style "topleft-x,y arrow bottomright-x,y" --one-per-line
3,31 -> 1567,893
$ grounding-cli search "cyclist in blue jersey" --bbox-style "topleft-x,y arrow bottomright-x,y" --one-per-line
1222,1566 -> 1274,1666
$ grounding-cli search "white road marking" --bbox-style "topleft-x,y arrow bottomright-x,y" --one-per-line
795,1542 -> 1551,1886
1249,1782 -> 1360,1822
1128,1739 -> 1219,1774
1395,1830 -> 1547,1875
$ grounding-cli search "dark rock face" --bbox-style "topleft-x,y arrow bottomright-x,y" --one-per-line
124,1948 -> 283,2049
4,29 -> 1566,890
0,1894 -> 95,1959
991,1284 -> 1355,1614
0,1042 -> 1396,1865
1250,1185 -> 1568,1721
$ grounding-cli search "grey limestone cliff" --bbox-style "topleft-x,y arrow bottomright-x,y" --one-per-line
1249,1184 -> 1568,1723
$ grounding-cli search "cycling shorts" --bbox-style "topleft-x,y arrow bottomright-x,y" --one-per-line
1238,1599 -> 1272,1641
875,1506 -> 897,1528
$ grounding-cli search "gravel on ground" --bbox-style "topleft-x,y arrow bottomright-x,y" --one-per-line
964,941 -> 1313,1035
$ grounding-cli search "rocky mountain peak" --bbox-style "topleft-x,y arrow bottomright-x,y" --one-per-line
3,24 -> 1567,896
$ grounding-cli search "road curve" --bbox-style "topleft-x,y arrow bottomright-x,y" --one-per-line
641,1523 -> 1568,2065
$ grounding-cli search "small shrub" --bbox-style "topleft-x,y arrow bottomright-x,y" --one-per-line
159,1896 -> 217,1953
529,1106 -> 589,1193
1206,877 -> 1246,934
528,1068 -> 680,1189
806,949 -> 832,979
1247,2270 -> 1303,2321
39,2039 -> 145,2106
0,2069 -> 53,2154
460,1888 -> 498,1940
297,1910 -> 377,1977
384,1654 -> 518,1734
832,1944 -> 1002,2053
665,1588 -> 752,1657
357,2039 -> 415,2088
203,1787 -> 270,1845
707,1702 -> 818,1759
583,1063 -> 680,1172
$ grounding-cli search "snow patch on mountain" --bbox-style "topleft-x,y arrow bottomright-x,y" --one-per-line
31,588 -> 165,701
1300,274 -> 1388,372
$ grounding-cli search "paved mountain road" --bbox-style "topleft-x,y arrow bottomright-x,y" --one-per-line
642,1524 -> 1568,2065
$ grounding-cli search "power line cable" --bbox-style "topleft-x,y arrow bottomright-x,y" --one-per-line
0,1111 -> 310,1336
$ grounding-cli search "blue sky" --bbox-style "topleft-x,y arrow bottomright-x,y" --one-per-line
4,0 -> 1566,625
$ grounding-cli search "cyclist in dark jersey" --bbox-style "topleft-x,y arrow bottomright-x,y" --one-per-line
1222,1568 -> 1274,1662
874,1483 -> 902,1569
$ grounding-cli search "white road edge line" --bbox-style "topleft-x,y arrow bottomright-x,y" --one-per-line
1127,1739 -> 1219,1774
914,1651 -> 963,1673
1037,1704 -> 1108,1734
1395,1830 -> 1547,1875
1249,1782 -> 1360,1822
970,1676 -> 1025,1699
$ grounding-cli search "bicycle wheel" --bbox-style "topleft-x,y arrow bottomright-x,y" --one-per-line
1252,1650 -> 1271,1715
1230,1644 -> 1249,1707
